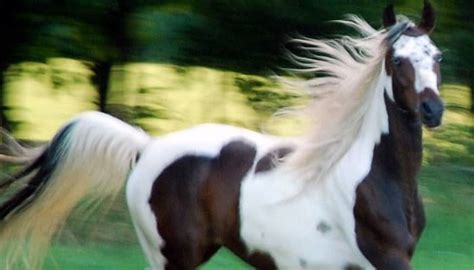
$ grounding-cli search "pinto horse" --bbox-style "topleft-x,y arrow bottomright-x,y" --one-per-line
0,3 -> 443,270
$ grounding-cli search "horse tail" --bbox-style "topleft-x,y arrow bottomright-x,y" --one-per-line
0,111 -> 150,269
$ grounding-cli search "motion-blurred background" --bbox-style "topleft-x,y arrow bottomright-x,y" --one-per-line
0,1 -> 472,269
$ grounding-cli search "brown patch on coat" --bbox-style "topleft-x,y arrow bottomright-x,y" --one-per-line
149,140 -> 277,269
345,264 -> 363,270
387,53 -> 419,115
316,221 -> 331,234
255,146 -> 294,173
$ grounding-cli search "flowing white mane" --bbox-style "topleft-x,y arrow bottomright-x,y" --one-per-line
282,16 -> 409,183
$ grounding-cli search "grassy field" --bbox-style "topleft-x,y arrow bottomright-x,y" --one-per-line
44,245 -> 252,270
2,63 -> 473,269
413,166 -> 473,270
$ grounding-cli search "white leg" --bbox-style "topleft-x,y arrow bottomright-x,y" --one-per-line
126,168 -> 167,270
132,218 -> 166,270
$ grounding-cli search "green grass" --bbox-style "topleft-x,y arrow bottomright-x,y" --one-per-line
44,244 -> 147,270
44,245 -> 251,270
413,166 -> 474,270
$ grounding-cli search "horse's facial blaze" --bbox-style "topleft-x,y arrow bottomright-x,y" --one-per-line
389,32 -> 444,128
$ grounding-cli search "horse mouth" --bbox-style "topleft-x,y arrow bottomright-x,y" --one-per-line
422,114 -> 443,129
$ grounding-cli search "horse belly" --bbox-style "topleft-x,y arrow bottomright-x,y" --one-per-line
239,178 -> 371,270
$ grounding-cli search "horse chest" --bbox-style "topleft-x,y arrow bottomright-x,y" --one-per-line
354,172 -> 425,268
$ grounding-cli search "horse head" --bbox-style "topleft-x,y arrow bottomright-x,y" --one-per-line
384,1 -> 444,128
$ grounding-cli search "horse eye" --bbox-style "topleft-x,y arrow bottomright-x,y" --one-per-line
434,54 -> 443,62
392,57 -> 402,66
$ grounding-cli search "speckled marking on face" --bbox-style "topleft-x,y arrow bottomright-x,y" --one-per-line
392,35 -> 441,95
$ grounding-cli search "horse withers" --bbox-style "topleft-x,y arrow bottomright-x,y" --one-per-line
0,2 -> 443,270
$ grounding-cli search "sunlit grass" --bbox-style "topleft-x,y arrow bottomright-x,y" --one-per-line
414,166 -> 474,270
109,64 -> 263,133
5,59 -> 96,140
414,84 -> 473,269
6,61 -> 306,140
423,84 -> 473,166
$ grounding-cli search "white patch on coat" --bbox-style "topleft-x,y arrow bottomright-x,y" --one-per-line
391,35 -> 441,96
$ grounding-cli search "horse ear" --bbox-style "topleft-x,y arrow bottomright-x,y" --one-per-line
383,4 -> 396,28
419,1 -> 436,33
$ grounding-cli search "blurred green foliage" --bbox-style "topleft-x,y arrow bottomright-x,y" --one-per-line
0,1 -> 472,71
1,0 -> 472,129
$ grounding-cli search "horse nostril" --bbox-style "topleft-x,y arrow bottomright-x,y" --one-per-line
421,102 -> 433,117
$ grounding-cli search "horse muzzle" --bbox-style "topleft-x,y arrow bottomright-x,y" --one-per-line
420,88 -> 444,128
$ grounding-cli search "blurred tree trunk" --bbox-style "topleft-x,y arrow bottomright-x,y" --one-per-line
0,69 -> 10,131
451,0 -> 474,113
0,11 -> 8,131
92,0 -> 132,113
0,2 -> 20,131
92,62 -> 112,113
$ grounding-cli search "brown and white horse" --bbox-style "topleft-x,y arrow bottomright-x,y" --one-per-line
0,3 -> 443,270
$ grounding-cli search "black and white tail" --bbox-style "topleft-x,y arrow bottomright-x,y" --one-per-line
0,111 -> 150,269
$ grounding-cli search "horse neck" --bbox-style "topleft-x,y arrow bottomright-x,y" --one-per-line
353,93 -> 425,270
376,93 -> 423,183
368,92 -> 424,235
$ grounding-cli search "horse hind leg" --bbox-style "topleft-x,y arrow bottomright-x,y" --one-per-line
128,205 -> 167,270
126,172 -> 167,269
160,240 -> 220,270
125,170 -> 218,270
135,222 -> 167,270
132,225 -> 219,270
146,210 -> 220,269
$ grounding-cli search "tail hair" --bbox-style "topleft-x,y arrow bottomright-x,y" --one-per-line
0,111 -> 150,269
